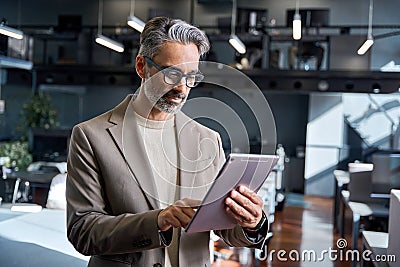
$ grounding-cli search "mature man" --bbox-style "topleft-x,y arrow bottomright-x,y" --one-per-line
66,17 -> 268,267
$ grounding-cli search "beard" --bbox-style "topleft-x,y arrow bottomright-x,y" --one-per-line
152,90 -> 187,114
143,73 -> 187,114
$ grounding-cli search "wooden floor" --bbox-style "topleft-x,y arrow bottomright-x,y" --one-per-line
261,195 -> 351,267
214,195 -> 364,267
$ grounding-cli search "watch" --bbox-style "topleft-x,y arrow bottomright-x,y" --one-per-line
244,211 -> 268,235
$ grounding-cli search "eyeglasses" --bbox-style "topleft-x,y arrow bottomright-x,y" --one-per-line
144,56 -> 204,88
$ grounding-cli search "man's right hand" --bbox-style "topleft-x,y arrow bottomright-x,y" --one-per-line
157,198 -> 200,232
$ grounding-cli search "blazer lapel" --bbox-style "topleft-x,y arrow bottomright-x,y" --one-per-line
108,95 -> 160,210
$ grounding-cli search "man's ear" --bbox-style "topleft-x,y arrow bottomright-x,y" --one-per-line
136,55 -> 146,79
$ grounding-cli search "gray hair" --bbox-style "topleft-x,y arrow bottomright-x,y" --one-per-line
138,17 -> 210,59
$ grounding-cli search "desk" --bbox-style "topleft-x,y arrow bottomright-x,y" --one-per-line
7,171 -> 58,205
0,205 -> 89,267
333,170 -> 349,232
362,231 -> 389,267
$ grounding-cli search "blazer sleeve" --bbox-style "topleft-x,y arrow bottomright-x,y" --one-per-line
212,132 -> 268,249
66,125 -> 171,256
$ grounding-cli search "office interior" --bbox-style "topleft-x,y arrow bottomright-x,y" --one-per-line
0,0 -> 400,266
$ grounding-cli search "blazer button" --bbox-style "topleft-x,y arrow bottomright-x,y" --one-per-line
153,263 -> 162,267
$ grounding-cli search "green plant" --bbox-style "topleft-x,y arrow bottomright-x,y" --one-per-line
21,91 -> 59,130
0,141 -> 32,170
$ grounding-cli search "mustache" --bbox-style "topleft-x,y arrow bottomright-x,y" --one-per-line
163,90 -> 186,99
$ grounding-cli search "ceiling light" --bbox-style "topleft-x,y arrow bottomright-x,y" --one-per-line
357,0 -> 374,55
292,0 -> 301,40
357,38 -> 374,55
229,34 -> 246,54
292,13 -> 302,40
96,34 -> 124,53
127,0 -> 145,33
0,23 -> 23,40
95,0 -> 124,53
229,0 -> 246,54
127,16 -> 145,33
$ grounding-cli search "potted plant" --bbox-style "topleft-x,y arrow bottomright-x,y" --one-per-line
0,140 -> 32,171
21,91 -> 59,130
1,92 -> 59,170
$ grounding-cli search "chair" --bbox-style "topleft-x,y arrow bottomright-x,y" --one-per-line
341,163 -> 389,267
333,170 -> 349,232
339,163 -> 372,237
360,189 -> 400,267
387,190 -> 400,267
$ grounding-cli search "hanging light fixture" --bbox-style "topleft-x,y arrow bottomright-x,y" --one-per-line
292,0 -> 301,40
0,0 -> 24,40
95,0 -> 124,53
228,0 -> 246,54
0,23 -> 23,40
357,0 -> 374,55
127,0 -> 145,32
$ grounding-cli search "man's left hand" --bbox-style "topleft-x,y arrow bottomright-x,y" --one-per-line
224,185 -> 264,229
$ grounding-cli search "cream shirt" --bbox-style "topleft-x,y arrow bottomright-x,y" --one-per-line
135,112 -> 179,267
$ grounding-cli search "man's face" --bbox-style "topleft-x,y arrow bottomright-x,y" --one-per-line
142,42 -> 200,114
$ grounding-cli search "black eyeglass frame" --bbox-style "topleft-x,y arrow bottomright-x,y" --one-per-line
143,56 -> 204,88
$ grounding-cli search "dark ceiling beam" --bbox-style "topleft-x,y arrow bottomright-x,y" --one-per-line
6,66 -> 400,94
243,69 -> 400,94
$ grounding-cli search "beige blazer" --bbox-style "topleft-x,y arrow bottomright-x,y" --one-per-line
66,95 -> 262,267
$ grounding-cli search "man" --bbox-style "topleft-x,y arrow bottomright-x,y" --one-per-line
66,17 -> 268,267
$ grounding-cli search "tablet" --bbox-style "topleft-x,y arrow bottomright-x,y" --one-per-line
185,153 -> 279,233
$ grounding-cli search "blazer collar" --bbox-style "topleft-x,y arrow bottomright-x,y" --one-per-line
107,94 -> 160,210
107,94 -> 206,206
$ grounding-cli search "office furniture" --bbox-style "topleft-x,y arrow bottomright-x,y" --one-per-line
347,201 -> 389,252
371,153 -> 400,198
338,163 -> 373,238
361,190 -> 400,267
340,164 -> 389,267
387,190 -> 400,267
333,169 -> 349,231
361,231 -> 389,267
0,177 -> 21,203
7,171 -> 58,206
0,205 -> 89,267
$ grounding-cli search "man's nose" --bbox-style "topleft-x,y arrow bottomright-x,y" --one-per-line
173,77 -> 187,91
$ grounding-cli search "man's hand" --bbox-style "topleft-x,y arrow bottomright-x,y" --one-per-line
224,185 -> 264,229
157,198 -> 201,232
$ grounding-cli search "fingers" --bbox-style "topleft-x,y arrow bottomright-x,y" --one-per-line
224,185 -> 264,228
237,185 -> 264,207
157,199 -> 199,231
225,197 -> 257,225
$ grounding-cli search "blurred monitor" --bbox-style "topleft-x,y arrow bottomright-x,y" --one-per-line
29,128 -> 71,162
286,9 -> 329,28
371,153 -> 400,197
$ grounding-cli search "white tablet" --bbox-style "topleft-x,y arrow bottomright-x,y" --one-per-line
185,153 -> 279,233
